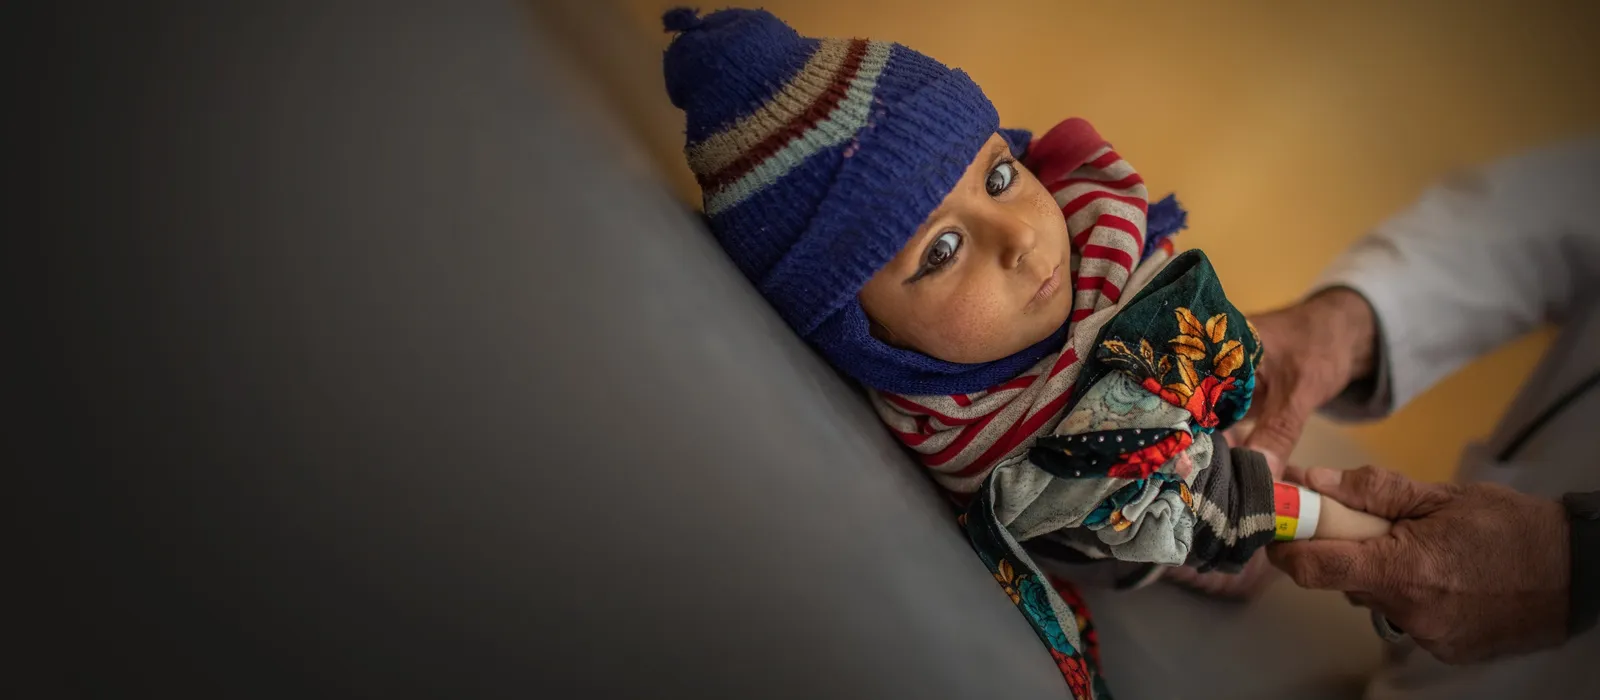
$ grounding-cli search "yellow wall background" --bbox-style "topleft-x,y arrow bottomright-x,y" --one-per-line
544,0 -> 1600,482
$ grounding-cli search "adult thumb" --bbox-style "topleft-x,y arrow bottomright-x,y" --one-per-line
1303,465 -> 1447,520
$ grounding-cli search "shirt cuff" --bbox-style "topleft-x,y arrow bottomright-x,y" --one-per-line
1184,434 -> 1276,573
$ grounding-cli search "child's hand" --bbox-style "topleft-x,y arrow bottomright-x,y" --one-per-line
1224,422 -> 1304,483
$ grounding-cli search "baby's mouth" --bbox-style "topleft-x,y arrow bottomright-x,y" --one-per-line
1028,264 -> 1063,309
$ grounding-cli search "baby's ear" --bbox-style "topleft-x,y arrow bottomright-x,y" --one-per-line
999,128 -> 1032,159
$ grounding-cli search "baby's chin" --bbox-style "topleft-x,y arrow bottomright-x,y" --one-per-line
1011,297 -> 1075,354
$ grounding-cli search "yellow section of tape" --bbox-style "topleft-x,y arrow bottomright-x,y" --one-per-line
1274,515 -> 1299,541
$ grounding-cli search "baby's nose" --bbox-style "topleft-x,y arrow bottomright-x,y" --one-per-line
994,214 -> 1038,269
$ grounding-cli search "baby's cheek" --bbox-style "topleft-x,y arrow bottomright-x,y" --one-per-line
924,285 -> 1012,359
1029,180 -> 1059,218
1034,188 -> 1072,246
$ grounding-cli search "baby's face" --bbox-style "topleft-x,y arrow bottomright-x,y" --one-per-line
860,133 -> 1074,364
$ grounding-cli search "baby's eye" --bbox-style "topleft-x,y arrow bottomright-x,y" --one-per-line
986,161 -> 1017,196
925,231 -> 962,269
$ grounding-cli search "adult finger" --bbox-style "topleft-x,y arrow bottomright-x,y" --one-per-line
1242,390 -> 1311,478
1279,463 -> 1307,486
1265,539 -> 1384,592
1302,465 -> 1450,520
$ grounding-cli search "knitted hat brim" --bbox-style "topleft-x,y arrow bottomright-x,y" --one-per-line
758,66 -> 999,338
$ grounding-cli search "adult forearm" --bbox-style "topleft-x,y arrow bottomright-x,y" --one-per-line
1299,286 -> 1378,389
1310,139 -> 1600,414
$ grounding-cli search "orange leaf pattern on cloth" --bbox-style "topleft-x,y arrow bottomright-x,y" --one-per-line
1097,300 -> 1257,432
1170,334 -> 1207,361
1213,340 -> 1244,378
1177,355 -> 1199,389
1205,313 -> 1227,344
994,561 -> 1022,604
1176,307 -> 1205,339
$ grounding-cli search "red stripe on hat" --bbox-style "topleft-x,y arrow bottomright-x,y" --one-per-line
698,39 -> 870,191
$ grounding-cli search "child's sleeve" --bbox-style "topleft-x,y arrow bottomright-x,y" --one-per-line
1181,437 -> 1276,571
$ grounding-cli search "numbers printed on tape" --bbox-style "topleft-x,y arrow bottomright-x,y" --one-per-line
1274,514 -> 1299,541
1273,482 -> 1317,541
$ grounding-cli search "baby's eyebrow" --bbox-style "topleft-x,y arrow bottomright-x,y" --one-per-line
895,140 -> 1010,285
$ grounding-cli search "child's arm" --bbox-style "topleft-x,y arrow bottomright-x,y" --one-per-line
1274,480 -> 1391,542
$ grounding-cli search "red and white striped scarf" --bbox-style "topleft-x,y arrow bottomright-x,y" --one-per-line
871,118 -> 1178,494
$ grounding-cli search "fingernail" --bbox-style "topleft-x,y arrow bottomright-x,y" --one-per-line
1307,467 -> 1341,492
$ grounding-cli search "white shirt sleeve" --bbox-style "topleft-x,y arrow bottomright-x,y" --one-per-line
1313,137 -> 1600,419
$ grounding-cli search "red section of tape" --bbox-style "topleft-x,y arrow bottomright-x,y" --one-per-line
1274,482 -> 1301,519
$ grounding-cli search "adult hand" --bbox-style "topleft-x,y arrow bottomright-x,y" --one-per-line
1242,287 -> 1379,477
1268,466 -> 1571,665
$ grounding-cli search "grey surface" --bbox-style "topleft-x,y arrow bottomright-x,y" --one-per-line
1090,576 -> 1380,700
30,1 -> 1068,696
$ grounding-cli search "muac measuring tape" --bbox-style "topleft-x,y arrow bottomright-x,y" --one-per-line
1273,482 -> 1321,542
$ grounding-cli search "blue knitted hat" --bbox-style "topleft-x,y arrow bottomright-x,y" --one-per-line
663,7 -> 1057,396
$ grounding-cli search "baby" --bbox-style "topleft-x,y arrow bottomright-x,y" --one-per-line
661,8 -> 1383,698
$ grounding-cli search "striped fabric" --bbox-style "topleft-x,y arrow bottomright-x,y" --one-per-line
871,118 -> 1179,494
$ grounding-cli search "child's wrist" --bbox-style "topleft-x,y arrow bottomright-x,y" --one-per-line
1273,481 -> 1322,541
1278,478 -> 1393,541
